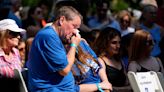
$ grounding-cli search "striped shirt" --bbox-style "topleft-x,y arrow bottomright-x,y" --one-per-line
0,48 -> 22,78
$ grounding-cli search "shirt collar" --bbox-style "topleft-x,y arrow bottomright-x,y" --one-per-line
0,48 -> 16,56
0,48 -> 5,56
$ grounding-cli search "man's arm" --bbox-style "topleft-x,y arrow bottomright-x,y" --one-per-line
59,46 -> 76,76
59,36 -> 81,76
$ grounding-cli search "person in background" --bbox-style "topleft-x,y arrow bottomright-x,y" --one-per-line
26,6 -> 82,92
128,30 -> 164,75
0,0 -> 11,20
120,33 -> 134,71
22,6 -> 44,38
156,0 -> 164,28
92,27 -> 131,92
0,19 -> 25,78
139,4 -> 164,57
116,10 -> 135,37
87,0 -> 119,30
156,0 -> 164,66
159,36 -> 164,67
17,39 -> 26,67
24,37 -> 34,67
8,0 -> 23,28
38,0 -> 53,24
87,29 -> 101,46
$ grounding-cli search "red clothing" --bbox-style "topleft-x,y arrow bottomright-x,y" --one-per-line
0,48 -> 22,78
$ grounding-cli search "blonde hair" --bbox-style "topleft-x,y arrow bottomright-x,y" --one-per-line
117,10 -> 132,26
54,6 -> 83,21
0,30 -> 10,48
72,46 -> 99,84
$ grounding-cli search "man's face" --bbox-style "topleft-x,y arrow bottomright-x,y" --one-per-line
60,15 -> 81,44
144,6 -> 157,23
97,3 -> 108,20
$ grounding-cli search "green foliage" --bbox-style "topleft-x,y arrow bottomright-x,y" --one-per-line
22,0 -> 41,7
111,0 -> 129,13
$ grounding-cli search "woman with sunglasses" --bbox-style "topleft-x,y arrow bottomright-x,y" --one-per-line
92,27 -> 131,92
116,10 -> 135,37
0,19 -> 25,78
128,30 -> 164,74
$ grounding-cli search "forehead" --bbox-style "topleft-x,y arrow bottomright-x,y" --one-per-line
122,15 -> 130,20
18,42 -> 25,47
111,36 -> 121,41
68,15 -> 81,28
35,7 -> 42,11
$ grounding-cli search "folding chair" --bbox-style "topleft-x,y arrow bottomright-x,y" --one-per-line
156,72 -> 164,90
14,68 -> 28,92
127,71 -> 163,92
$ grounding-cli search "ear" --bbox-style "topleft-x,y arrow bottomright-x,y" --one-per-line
58,16 -> 65,26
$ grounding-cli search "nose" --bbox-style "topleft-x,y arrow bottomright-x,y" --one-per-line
116,43 -> 120,48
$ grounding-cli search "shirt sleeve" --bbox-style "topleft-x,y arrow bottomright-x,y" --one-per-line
74,84 -> 80,92
128,61 -> 139,72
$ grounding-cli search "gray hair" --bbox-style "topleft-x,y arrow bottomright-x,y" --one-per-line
54,6 -> 82,21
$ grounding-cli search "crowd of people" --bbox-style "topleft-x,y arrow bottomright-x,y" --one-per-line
0,0 -> 164,92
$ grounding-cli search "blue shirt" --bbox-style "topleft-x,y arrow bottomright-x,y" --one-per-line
8,10 -> 22,28
88,17 -> 120,31
27,26 -> 75,92
74,41 -> 101,92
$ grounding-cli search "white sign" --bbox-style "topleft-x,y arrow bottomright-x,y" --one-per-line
136,72 -> 156,92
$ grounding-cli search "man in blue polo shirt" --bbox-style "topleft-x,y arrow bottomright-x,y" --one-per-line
27,6 -> 82,92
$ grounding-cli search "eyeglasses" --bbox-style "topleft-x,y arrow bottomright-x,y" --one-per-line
18,48 -> 25,51
9,31 -> 21,38
146,40 -> 154,46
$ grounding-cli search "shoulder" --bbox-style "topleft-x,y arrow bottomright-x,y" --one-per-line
98,57 -> 105,64
128,61 -> 140,72
98,57 -> 106,67
153,57 -> 163,65
128,61 -> 138,66
37,26 -> 56,36
35,26 -> 60,43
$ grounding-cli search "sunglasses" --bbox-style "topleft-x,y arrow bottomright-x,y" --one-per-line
121,19 -> 130,24
18,48 -> 25,51
9,31 -> 21,38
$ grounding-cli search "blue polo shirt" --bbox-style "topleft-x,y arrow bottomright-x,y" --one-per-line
27,26 -> 75,92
